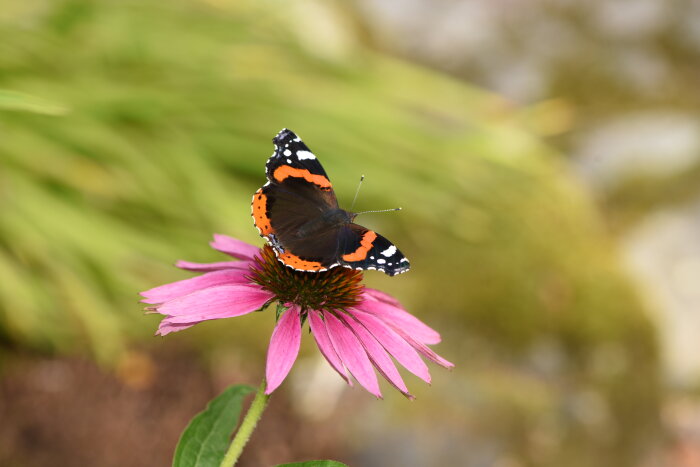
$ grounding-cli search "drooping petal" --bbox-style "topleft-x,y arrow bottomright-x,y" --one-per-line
351,309 -> 431,384
308,311 -> 351,384
324,313 -> 382,398
140,269 -> 250,304
364,287 -> 403,308
157,285 -> 272,324
397,331 -> 454,369
175,260 -> 251,272
359,295 -> 442,345
210,234 -> 260,261
339,314 -> 411,399
265,306 -> 302,394
156,321 -> 199,336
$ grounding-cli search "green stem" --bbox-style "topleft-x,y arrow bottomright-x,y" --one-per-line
219,379 -> 270,467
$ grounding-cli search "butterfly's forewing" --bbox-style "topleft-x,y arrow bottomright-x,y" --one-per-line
264,129 -> 336,200
338,224 -> 410,276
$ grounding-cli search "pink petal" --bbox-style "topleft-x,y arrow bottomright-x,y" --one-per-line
324,313 -> 382,398
308,311 -> 351,384
359,295 -> 441,345
140,269 -> 250,304
339,314 -> 411,399
398,332 -> 454,369
157,285 -> 272,324
364,287 -> 403,307
156,321 -> 198,336
265,306 -> 302,394
351,309 -> 431,384
210,234 -> 260,261
176,260 -> 251,272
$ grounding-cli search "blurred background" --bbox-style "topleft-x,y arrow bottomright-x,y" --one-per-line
0,0 -> 698,466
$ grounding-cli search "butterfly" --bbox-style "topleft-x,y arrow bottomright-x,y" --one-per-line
251,129 -> 410,276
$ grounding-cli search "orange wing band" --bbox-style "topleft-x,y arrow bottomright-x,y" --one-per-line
252,189 -> 273,235
279,252 -> 324,271
273,166 -> 332,189
342,230 -> 377,262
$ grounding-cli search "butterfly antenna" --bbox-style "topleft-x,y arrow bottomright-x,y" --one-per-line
350,174 -> 365,211
354,207 -> 402,216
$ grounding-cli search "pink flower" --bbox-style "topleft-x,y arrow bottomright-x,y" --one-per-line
141,234 -> 453,398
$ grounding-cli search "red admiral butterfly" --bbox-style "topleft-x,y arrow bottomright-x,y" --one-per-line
252,129 -> 410,276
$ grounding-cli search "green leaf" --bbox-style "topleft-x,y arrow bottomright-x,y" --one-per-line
173,384 -> 254,467
0,90 -> 68,115
275,462 -> 349,467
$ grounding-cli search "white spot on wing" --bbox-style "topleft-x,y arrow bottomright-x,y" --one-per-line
377,258 -> 386,264
284,149 -> 292,156
380,245 -> 397,257
296,150 -> 316,160
286,158 -> 292,163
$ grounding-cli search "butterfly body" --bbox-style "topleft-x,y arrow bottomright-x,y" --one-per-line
295,208 -> 355,238
252,129 -> 409,276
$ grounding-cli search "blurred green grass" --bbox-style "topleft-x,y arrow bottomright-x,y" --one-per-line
0,1 -> 659,465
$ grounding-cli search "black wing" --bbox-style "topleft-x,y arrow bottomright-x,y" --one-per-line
337,224 -> 410,276
265,129 -> 336,199
252,129 -> 340,271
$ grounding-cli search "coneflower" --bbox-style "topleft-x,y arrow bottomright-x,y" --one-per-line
141,234 -> 452,398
